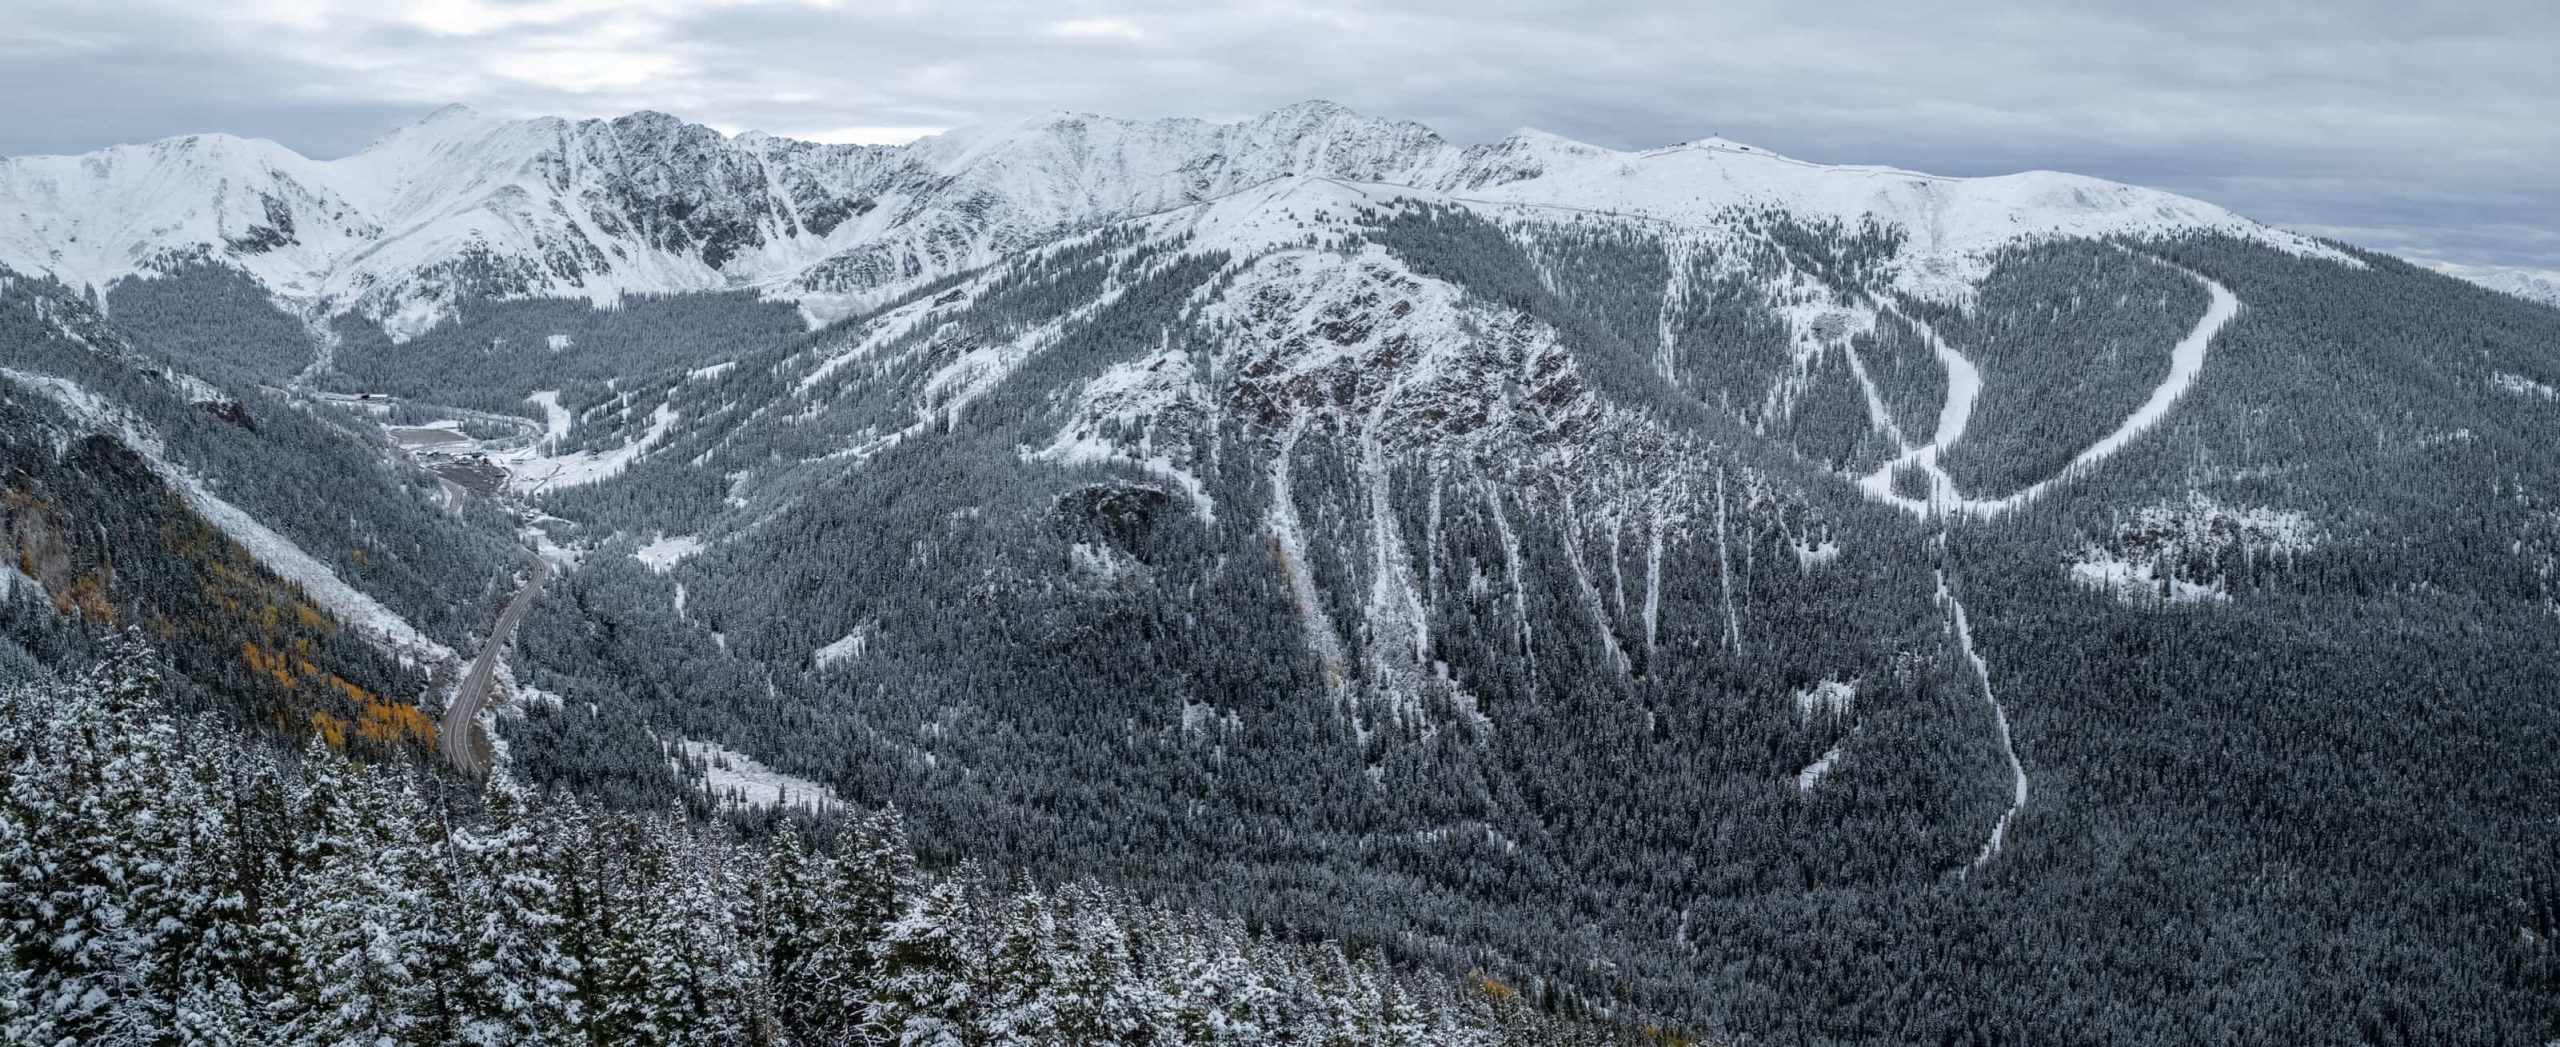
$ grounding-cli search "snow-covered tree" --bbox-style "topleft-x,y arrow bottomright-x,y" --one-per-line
450,772 -> 580,1046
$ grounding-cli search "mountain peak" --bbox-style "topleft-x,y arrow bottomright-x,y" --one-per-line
0,100 -> 2362,337
416,102 -> 483,125
1263,99 -> 1358,120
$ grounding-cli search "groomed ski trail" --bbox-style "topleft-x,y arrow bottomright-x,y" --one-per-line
1937,569 -> 2027,876
1857,259 -> 2239,519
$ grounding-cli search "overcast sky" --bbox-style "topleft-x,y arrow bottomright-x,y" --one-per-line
3,0 -> 2551,274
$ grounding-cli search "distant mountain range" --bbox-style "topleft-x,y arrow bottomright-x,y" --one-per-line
2,100 -> 2360,336
3,102 -> 2556,1044
2432,261 -> 2560,307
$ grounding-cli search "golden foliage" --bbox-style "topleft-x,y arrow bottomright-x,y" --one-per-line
242,642 -> 297,688
308,710 -> 348,749
61,570 -> 115,622
352,697 -> 435,747
246,641 -> 435,750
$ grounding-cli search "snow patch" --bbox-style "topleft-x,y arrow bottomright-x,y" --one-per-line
2492,372 -> 2559,401
2068,494 -> 2315,606
1797,745 -> 1844,792
526,390 -> 573,447
507,400 -> 677,493
633,533 -> 706,572
1793,538 -> 1842,569
670,739 -> 842,814
815,625 -> 873,669
1792,679 -> 1858,723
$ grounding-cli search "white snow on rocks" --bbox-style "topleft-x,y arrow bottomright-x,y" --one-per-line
1,101 -> 2362,338
1030,340 -> 1217,522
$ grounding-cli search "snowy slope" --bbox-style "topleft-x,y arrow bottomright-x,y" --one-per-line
1458,137 -> 2358,297
2431,261 -> 2560,308
1,101 -> 2363,337
0,368 -> 455,666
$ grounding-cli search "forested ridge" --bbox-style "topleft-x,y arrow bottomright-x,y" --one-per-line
0,186 -> 2556,1046
0,638 -> 1641,1045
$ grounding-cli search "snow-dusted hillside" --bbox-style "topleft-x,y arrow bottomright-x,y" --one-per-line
1,101 -> 2356,337
2431,261 -> 2560,308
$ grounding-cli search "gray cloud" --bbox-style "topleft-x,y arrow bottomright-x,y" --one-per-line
2,0 -> 2552,271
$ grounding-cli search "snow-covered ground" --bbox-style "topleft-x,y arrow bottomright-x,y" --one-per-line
0,100 -> 2363,340
1937,571 -> 2026,877
1797,746 -> 1844,792
1030,342 -> 1217,522
526,391 -> 573,448
671,739 -> 841,814
2492,372 -> 2559,401
2428,261 -> 2560,308
632,533 -> 705,572
814,627 -> 870,669
1793,679 -> 1858,723
2067,494 -> 2316,606
506,401 -> 678,494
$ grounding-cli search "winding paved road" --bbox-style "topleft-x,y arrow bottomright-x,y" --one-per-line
437,556 -> 548,778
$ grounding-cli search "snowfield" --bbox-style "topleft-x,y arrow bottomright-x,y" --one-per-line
633,534 -> 707,572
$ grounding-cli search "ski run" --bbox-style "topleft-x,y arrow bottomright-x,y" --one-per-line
1939,569 -> 2028,876
1857,258 -> 2241,519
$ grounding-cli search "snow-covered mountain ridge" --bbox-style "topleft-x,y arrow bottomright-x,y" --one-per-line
0,101 -> 2353,336
2429,261 -> 2560,307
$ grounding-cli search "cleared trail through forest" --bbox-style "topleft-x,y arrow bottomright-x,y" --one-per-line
1937,569 -> 2027,876
1848,257 -> 2236,873
1856,258 -> 2240,519
438,556 -> 548,778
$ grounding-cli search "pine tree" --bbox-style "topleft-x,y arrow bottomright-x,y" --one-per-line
1045,888 -> 1164,1045
867,870 -> 984,1047
280,751 -> 436,1047
0,634 -> 178,1042
451,773 -> 580,1046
